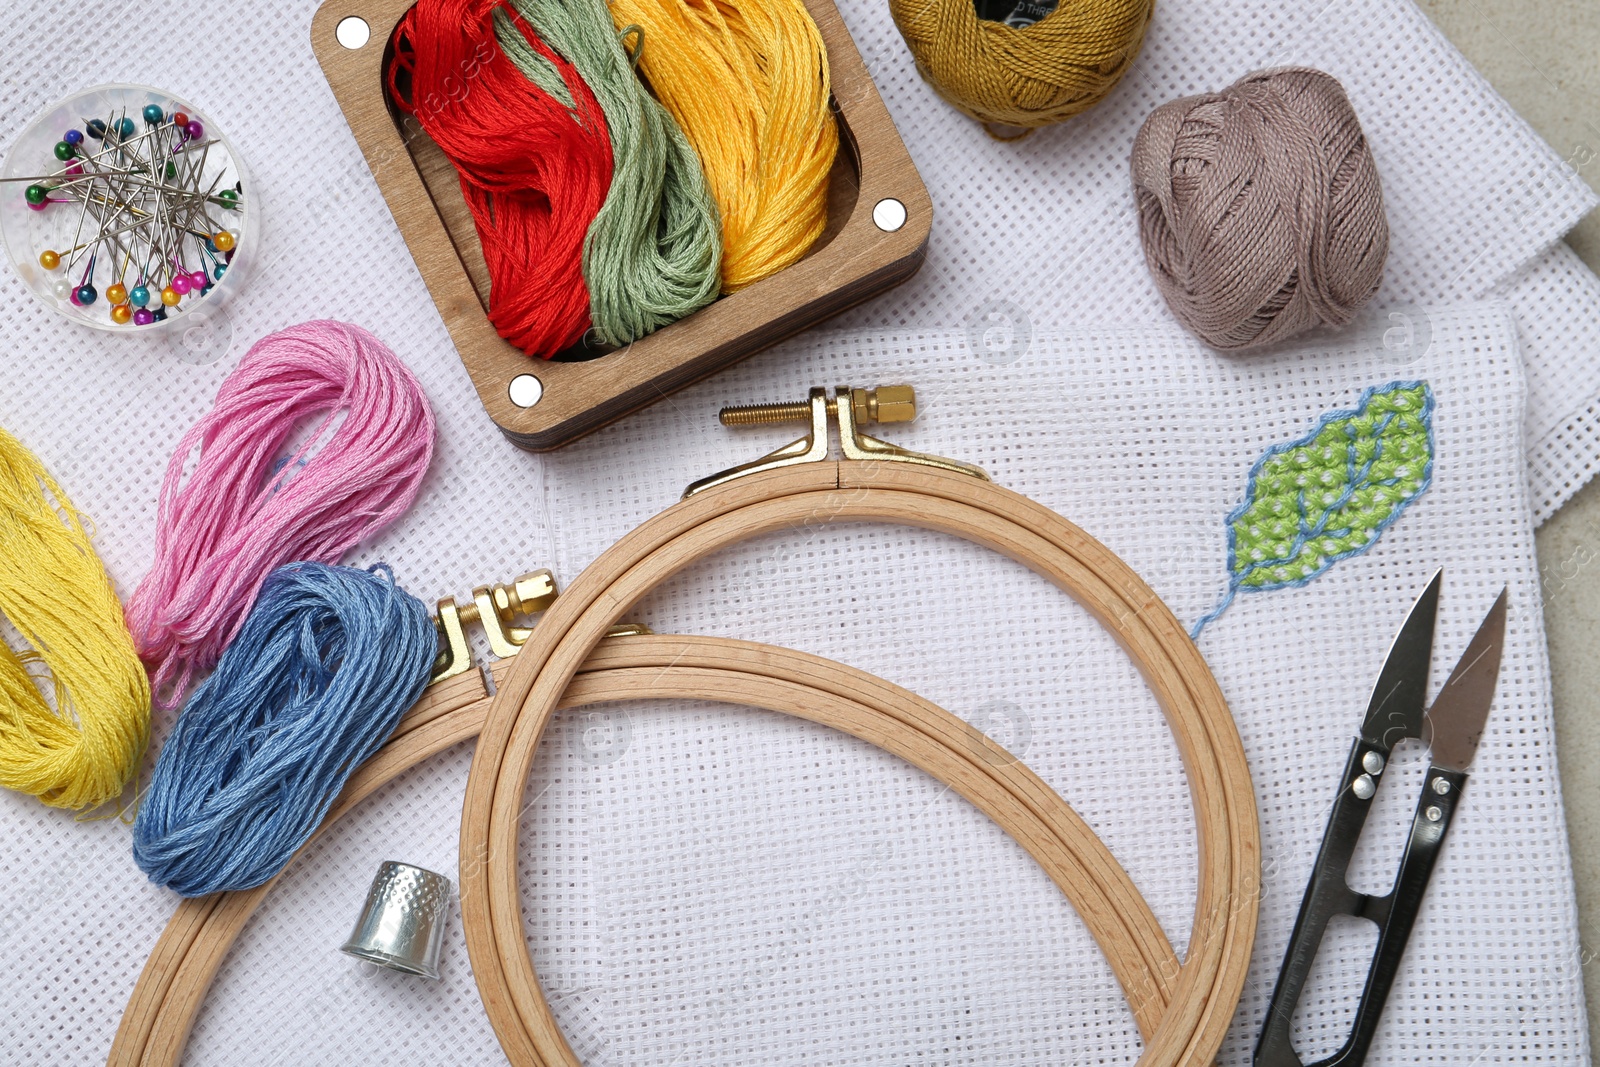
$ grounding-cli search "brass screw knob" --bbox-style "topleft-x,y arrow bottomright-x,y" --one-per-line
502,571 -> 558,618
719,386 -> 916,428
455,571 -> 558,625
860,384 -> 916,424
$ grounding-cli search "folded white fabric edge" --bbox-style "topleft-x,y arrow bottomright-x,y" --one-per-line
1494,242 -> 1600,521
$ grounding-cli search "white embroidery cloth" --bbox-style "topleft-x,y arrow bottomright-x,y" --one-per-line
0,0 -> 1594,1062
0,299 -> 1585,1065
515,309 -> 1583,1067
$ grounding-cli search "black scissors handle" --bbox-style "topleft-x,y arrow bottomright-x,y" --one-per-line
1256,739 -> 1466,1067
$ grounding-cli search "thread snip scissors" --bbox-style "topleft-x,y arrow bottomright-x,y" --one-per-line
1256,569 -> 1508,1067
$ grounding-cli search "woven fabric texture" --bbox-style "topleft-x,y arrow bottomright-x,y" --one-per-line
1,296 -> 1586,1065
1493,243 -> 1600,521
0,0 -> 1596,518
0,0 -> 1593,1062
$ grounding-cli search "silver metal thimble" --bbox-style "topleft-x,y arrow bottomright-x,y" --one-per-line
341,860 -> 452,979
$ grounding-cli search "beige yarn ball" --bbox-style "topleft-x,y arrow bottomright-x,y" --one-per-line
1131,68 -> 1389,351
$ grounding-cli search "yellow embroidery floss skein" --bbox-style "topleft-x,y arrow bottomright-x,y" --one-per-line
889,0 -> 1153,132
610,0 -> 838,292
0,427 -> 149,812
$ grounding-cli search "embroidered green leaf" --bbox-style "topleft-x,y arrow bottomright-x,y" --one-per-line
1192,381 -> 1434,637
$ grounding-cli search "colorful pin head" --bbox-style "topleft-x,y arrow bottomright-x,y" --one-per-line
143,104 -> 165,125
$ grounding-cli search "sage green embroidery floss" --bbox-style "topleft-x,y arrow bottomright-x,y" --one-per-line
1192,381 -> 1434,637
500,0 -> 722,347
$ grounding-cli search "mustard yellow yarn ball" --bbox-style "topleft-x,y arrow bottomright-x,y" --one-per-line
889,0 -> 1154,129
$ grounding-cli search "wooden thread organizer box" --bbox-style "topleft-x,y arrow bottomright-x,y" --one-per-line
311,0 -> 932,450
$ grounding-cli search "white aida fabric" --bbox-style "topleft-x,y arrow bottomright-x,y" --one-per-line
0,296 -> 1589,1066
520,307 -> 1586,1067
0,0 -> 1592,1063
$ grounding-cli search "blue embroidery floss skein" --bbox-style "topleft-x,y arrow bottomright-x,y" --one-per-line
133,562 -> 437,897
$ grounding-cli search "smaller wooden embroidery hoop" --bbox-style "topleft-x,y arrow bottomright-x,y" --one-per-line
110,636 -> 1187,1066
461,393 -> 1260,1067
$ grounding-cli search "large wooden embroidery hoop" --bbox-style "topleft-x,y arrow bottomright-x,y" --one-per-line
461,390 -> 1261,1067
115,635 -> 1190,1066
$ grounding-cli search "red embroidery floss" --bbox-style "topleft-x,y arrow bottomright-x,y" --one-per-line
388,0 -> 613,358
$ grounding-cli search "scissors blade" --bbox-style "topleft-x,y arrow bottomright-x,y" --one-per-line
1360,569 -> 1442,749
1423,587 -> 1508,772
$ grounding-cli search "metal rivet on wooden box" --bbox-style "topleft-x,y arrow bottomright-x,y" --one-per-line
311,0 -> 932,450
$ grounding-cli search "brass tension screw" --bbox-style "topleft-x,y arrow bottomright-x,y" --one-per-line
718,385 -> 917,427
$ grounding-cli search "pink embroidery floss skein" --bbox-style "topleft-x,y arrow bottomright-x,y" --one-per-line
126,320 -> 435,705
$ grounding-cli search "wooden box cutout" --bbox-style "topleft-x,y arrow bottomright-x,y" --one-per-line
311,0 -> 931,450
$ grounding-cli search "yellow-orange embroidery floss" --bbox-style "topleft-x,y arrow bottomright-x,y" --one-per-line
610,0 -> 839,292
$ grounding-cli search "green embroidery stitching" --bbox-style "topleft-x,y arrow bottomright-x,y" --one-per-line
1192,381 -> 1435,637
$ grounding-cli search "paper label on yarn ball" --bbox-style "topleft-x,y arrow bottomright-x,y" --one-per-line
972,0 -> 1057,27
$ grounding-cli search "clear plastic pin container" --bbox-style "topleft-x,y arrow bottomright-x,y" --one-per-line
0,83 -> 256,334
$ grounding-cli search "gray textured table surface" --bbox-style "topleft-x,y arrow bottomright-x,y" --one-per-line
1417,0 -> 1600,1051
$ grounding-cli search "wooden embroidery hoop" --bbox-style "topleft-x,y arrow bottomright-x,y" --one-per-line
114,635 -> 1189,1066
460,390 -> 1261,1067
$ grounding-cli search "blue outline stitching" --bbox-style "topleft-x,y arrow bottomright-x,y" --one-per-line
1190,381 -> 1435,638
